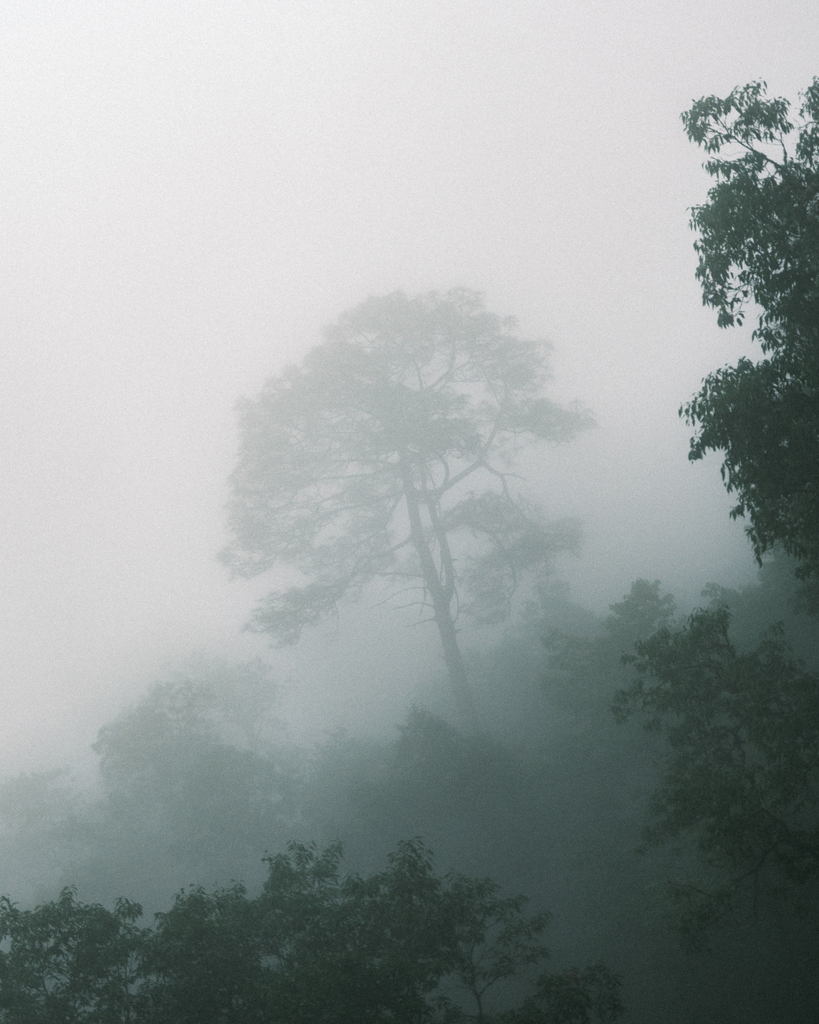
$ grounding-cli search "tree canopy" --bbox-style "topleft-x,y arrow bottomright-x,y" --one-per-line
0,840 -> 623,1024
680,78 -> 819,576
614,600 -> 819,942
544,560 -> 819,957
221,289 -> 592,720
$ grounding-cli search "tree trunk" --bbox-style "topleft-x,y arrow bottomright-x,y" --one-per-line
429,584 -> 478,729
400,456 -> 478,730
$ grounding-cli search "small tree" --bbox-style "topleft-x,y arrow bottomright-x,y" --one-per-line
221,289 -> 592,722
445,874 -> 550,1022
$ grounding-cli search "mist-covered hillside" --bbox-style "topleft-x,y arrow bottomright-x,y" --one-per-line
1,554 -> 816,1021
2,5 -> 818,1022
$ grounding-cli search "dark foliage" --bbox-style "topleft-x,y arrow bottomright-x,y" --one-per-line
0,842 -> 622,1024
615,600 -> 819,942
681,78 -> 819,577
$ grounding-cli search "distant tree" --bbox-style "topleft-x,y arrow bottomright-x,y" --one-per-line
544,580 -> 676,700
74,666 -> 296,907
680,78 -> 819,577
221,289 -> 592,722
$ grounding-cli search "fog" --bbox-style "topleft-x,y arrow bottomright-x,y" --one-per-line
0,3 -> 812,771
2,7 -> 819,1020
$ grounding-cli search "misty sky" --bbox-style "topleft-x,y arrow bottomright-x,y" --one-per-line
1,0 -> 816,769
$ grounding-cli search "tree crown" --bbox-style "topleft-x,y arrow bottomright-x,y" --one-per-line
222,289 -> 592,646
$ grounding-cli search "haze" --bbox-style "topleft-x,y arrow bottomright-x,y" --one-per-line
0,0 -> 814,769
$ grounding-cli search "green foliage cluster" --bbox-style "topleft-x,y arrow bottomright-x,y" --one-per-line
0,888 -> 144,1023
615,598 -> 819,940
681,78 -> 819,576
584,77 -> 819,955
0,841 -> 622,1024
540,560 -> 819,1009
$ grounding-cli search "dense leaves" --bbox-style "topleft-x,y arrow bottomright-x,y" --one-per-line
0,887 -> 146,1023
615,600 -> 819,939
681,79 -> 819,575
0,841 -> 622,1024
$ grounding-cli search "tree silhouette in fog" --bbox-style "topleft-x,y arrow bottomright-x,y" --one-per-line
221,289 -> 592,722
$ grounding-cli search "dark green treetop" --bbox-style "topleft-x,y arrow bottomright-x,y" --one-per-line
0,887 -> 146,1023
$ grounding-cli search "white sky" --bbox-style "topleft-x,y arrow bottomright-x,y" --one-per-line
0,0 -> 816,766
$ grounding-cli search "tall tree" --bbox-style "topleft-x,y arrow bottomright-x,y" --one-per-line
680,78 -> 819,577
612,79 -> 819,948
221,289 -> 592,722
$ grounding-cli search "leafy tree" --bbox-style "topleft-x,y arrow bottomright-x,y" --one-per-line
628,82 -> 819,958
257,839 -> 455,1024
221,289 -> 592,721
680,78 -> 819,576
0,887 -> 146,1023
151,838 -> 622,1024
614,602 -> 819,942
144,881 -> 263,1024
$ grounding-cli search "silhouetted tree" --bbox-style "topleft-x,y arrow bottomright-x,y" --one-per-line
221,289 -> 592,722
76,667 -> 295,906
